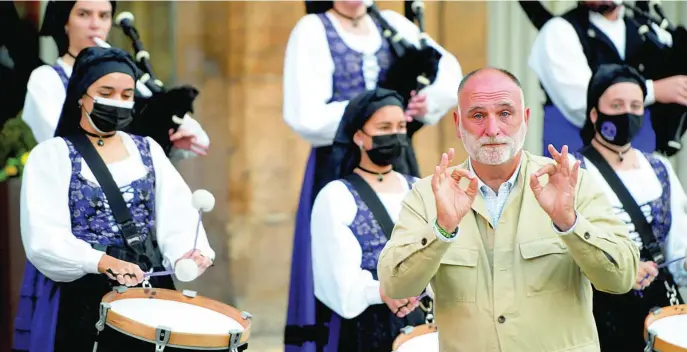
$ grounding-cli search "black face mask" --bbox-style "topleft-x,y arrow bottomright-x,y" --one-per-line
594,110 -> 643,146
85,96 -> 134,134
584,1 -> 618,14
365,133 -> 408,166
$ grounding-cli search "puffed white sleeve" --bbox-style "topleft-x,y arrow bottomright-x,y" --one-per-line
168,114 -> 211,162
283,15 -> 349,148
312,181 -> 384,319
147,137 -> 216,270
659,156 -> 687,287
21,66 -> 67,143
528,18 -> 593,128
20,139 -> 106,282
382,10 -> 461,126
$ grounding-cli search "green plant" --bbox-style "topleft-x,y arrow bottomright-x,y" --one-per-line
0,111 -> 37,183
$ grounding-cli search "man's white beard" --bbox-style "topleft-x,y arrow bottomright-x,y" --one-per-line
460,121 -> 527,165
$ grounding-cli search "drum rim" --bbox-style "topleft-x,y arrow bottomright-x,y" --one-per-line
391,323 -> 438,351
101,287 -> 252,348
644,304 -> 687,352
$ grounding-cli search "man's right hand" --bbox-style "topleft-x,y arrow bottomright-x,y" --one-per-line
97,254 -> 145,287
431,148 -> 479,233
654,75 -> 687,106
380,287 -> 420,318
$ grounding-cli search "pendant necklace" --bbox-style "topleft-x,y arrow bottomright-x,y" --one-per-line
596,139 -> 631,162
81,128 -> 116,147
332,8 -> 366,27
358,166 -> 392,182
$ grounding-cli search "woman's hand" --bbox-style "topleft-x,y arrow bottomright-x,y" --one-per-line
380,287 -> 420,318
98,254 -> 145,287
634,261 -> 659,290
176,249 -> 213,276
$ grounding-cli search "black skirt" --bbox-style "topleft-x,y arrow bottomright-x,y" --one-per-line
337,302 -> 427,352
593,269 -> 684,352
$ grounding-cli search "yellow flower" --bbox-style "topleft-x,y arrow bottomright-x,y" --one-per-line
21,152 -> 29,165
5,165 -> 18,177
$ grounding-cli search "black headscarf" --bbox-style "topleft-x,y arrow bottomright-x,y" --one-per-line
40,0 -> 117,56
580,63 -> 647,145
54,46 -> 137,138
326,87 -> 405,182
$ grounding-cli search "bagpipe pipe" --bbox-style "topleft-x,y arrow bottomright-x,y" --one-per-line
95,11 -> 200,155
619,0 -> 687,156
368,0 -> 442,139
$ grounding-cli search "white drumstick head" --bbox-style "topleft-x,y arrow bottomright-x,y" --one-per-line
174,258 -> 199,282
192,189 -> 215,212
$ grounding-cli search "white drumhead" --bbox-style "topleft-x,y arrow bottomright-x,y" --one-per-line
648,314 -> 687,348
109,298 -> 245,335
396,332 -> 439,352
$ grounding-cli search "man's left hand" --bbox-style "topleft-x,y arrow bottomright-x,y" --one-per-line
176,249 -> 213,276
169,128 -> 209,156
530,144 -> 581,232
404,90 -> 428,122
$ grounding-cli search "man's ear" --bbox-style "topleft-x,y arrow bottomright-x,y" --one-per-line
590,107 -> 598,124
453,110 -> 463,140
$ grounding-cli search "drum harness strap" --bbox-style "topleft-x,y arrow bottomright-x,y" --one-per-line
581,146 -> 682,352
68,134 -> 164,275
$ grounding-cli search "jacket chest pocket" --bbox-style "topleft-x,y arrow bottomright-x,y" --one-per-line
435,247 -> 479,303
519,237 -> 574,296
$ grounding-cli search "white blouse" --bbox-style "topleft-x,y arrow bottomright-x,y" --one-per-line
569,152 -> 687,287
283,10 -> 462,147
20,132 -> 216,282
311,173 -> 424,319
20,58 -> 210,162
528,8 -> 672,128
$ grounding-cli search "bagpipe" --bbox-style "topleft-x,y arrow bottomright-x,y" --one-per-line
369,0 -> 442,139
95,11 -> 200,155
0,1 -> 45,127
619,0 -> 687,156
517,1 -> 553,30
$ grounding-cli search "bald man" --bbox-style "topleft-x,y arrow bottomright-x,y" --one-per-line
377,67 -> 639,351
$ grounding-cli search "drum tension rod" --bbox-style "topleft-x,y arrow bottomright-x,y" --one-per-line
644,329 -> 656,352
95,302 -> 111,333
228,328 -> 244,352
155,326 -> 172,352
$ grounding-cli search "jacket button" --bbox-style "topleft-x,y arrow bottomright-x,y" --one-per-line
421,238 -> 427,246
584,232 -> 591,240
498,315 -> 506,324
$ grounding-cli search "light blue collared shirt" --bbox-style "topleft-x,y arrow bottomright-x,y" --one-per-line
468,157 -> 522,228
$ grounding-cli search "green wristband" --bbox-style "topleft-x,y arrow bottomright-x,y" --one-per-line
435,219 -> 456,239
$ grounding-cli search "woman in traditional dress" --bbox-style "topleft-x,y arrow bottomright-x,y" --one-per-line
283,2 -> 459,349
14,46 -> 215,352
22,0 -> 209,160
570,63 -> 687,352
311,88 -> 429,351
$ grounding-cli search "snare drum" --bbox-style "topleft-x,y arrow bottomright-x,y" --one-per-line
644,304 -> 687,352
391,324 -> 438,352
93,286 -> 252,352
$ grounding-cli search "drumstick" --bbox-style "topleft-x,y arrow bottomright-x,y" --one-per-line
143,190 -> 216,280
634,256 -> 685,297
